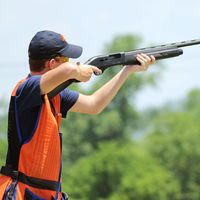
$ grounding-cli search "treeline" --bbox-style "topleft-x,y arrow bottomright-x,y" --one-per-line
0,35 -> 200,200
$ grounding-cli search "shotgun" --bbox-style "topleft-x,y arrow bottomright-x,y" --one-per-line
48,39 -> 200,99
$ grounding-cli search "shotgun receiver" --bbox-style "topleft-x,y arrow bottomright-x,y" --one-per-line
48,39 -> 200,99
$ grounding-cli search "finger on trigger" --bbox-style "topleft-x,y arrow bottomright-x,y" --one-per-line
92,66 -> 102,75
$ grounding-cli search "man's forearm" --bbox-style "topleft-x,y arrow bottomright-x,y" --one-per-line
40,63 -> 80,95
91,66 -> 130,113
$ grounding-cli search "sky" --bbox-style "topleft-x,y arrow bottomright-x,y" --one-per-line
0,0 -> 200,110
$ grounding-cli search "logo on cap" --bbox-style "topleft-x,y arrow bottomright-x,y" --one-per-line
60,34 -> 66,42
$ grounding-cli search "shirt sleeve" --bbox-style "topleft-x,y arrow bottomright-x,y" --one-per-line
16,75 -> 43,113
60,88 -> 79,118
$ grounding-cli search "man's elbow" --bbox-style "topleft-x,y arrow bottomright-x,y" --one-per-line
88,106 -> 104,115
82,96 -> 105,115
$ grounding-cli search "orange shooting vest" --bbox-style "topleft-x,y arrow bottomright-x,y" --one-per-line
0,78 -> 64,199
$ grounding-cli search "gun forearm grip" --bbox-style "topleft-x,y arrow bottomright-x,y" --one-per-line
124,48 -> 183,65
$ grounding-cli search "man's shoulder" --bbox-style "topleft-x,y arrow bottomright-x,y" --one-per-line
16,75 -> 41,94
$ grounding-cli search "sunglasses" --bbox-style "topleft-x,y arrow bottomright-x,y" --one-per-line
54,56 -> 69,63
61,56 -> 69,63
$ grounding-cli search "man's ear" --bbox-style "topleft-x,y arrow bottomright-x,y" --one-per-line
47,59 -> 56,70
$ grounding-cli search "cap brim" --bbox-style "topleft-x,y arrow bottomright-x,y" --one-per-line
59,43 -> 83,58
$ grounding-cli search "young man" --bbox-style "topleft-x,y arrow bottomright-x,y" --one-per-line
0,30 -> 155,199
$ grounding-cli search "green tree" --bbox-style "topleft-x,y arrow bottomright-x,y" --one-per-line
0,98 -> 8,167
142,89 -> 200,200
0,140 -> 7,167
63,142 -> 180,200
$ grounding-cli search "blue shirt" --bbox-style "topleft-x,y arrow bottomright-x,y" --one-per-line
15,75 -> 79,141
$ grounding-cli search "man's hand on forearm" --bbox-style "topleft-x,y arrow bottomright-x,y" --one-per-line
125,53 -> 156,73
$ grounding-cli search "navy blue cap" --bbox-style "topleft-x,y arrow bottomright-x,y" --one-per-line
28,30 -> 83,60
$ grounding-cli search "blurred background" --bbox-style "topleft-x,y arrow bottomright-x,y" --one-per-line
1,0 -> 200,199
